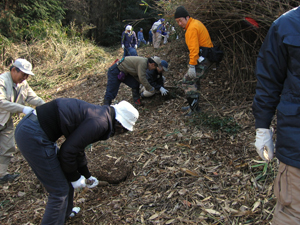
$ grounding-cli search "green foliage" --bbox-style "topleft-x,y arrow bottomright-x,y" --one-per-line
188,112 -> 241,134
0,0 -> 65,41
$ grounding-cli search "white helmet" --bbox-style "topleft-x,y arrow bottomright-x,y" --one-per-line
125,25 -> 132,31
112,101 -> 139,131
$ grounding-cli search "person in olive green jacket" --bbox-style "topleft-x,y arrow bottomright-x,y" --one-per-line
103,56 -> 162,106
0,58 -> 45,184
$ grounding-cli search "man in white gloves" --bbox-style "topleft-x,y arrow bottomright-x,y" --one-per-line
174,6 -> 214,115
0,58 -> 45,184
140,60 -> 169,98
252,6 -> 300,225
15,98 -> 139,224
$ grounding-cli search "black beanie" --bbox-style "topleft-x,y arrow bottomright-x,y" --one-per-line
174,6 -> 190,19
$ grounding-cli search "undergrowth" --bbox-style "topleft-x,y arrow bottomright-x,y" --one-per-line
188,112 -> 241,134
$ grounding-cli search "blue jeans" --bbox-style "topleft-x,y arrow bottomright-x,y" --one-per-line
15,113 -> 73,225
104,64 -> 140,101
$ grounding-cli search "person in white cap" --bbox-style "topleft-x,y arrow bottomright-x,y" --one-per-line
0,58 -> 45,184
121,25 -> 138,58
103,56 -> 163,106
14,98 -> 139,224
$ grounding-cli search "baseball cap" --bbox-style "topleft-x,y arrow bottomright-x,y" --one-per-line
150,56 -> 162,67
13,58 -> 35,76
161,60 -> 168,71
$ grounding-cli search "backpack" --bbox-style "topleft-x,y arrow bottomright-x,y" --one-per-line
151,20 -> 161,33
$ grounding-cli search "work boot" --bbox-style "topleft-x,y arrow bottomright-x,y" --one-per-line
132,88 -> 144,106
103,99 -> 112,106
184,97 -> 201,116
0,174 -> 20,184
134,98 -> 144,107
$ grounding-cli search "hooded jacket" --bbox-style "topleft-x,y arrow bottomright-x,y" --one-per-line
252,6 -> 300,169
36,98 -> 114,181
185,17 -> 213,65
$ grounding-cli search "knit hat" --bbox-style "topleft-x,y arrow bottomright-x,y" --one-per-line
174,6 -> 190,19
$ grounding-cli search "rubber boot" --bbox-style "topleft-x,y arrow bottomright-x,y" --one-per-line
132,88 -> 143,106
185,96 -> 200,116
103,99 -> 112,105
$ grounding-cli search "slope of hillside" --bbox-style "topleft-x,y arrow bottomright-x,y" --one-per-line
0,39 -> 277,225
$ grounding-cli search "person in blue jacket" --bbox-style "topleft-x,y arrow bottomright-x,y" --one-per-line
121,25 -> 138,58
15,98 -> 139,224
252,6 -> 300,225
140,60 -> 169,97
137,28 -> 147,47
148,29 -> 153,45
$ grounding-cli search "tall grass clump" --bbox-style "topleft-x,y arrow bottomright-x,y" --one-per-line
1,21 -> 115,91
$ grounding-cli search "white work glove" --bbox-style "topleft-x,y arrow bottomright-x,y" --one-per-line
187,65 -> 196,78
71,175 -> 86,189
159,87 -> 168,96
86,176 -> 99,189
22,106 -> 34,115
134,44 -> 138,49
255,128 -> 274,162
122,44 -> 125,49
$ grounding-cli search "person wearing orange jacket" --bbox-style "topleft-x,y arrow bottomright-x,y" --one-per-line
175,6 -> 214,115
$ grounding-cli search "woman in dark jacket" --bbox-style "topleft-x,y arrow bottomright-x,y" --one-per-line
15,98 -> 139,224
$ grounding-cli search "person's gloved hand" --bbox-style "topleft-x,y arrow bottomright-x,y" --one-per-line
122,44 -> 125,49
255,128 -> 274,162
187,65 -> 196,78
159,87 -> 168,96
86,176 -> 99,189
71,175 -> 86,189
22,106 -> 34,115
134,45 -> 138,49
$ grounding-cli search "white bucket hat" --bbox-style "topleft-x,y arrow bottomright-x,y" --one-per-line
13,58 -> 35,76
112,101 -> 139,131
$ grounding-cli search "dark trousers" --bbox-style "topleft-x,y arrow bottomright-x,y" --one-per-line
15,113 -> 73,225
104,64 -> 140,101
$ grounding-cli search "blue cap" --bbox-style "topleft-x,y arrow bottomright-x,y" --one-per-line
161,60 -> 168,71
160,18 -> 165,23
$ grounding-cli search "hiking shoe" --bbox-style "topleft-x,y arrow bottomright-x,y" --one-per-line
69,207 -> 80,218
0,174 -> 20,184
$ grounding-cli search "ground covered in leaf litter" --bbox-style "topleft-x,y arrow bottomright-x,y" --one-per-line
0,40 -> 278,225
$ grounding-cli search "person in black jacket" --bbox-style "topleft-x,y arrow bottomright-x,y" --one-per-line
14,98 -> 139,224
140,60 -> 169,97
252,6 -> 300,224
